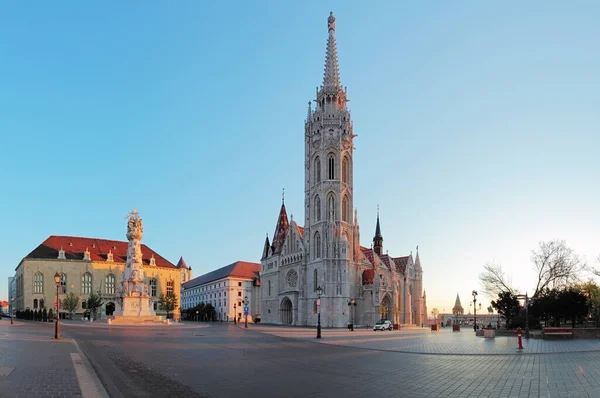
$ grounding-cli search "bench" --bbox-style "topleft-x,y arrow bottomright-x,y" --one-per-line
543,327 -> 573,339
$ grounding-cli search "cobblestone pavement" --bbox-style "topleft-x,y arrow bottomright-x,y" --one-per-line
0,320 -> 83,397
247,325 -> 600,355
61,321 -> 600,397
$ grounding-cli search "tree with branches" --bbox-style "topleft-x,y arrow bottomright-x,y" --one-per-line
61,292 -> 79,319
531,240 -> 583,298
478,261 -> 514,298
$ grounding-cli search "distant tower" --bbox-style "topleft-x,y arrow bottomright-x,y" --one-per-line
373,208 -> 383,256
452,293 -> 464,315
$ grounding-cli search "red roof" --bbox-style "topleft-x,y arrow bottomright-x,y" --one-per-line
362,269 -> 374,285
393,256 -> 409,273
26,235 -> 177,269
296,225 -> 305,239
182,261 -> 261,289
379,255 -> 392,270
177,256 -> 189,269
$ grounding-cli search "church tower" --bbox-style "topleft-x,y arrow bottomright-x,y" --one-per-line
373,209 -> 383,256
303,12 -> 357,327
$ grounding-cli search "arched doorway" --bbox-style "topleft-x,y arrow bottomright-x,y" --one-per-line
280,297 -> 293,325
105,302 -> 115,316
381,294 -> 393,321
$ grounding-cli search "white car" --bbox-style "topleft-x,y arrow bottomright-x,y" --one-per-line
373,320 -> 393,331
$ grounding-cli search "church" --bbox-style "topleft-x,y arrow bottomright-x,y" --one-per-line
259,13 -> 427,328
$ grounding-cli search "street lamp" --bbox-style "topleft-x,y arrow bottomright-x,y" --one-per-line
347,299 -> 356,331
233,303 -> 237,324
243,296 -> 249,328
472,290 -> 478,332
10,296 -> 14,325
54,272 -> 61,339
316,285 -> 323,339
196,310 -> 199,322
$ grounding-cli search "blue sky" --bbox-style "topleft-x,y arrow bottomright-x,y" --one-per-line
1,1 -> 598,312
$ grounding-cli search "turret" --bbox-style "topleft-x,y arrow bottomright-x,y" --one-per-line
373,207 -> 383,256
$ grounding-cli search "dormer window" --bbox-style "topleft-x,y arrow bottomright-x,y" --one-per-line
83,248 -> 91,261
107,250 -> 114,262
58,247 -> 66,260
150,255 -> 156,266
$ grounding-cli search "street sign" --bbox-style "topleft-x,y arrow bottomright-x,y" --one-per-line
54,302 -> 58,307
243,306 -> 249,312
316,298 -> 321,307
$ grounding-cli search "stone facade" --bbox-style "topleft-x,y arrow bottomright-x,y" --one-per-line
13,235 -> 183,320
259,13 -> 427,328
181,261 -> 260,322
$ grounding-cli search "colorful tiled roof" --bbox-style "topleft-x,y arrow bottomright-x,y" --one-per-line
271,203 -> 289,254
296,225 -> 305,239
393,256 -> 409,273
182,261 -> 261,290
25,235 -> 176,268
379,254 -> 392,270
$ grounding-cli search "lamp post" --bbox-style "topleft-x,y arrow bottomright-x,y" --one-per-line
516,293 -> 530,338
316,285 -> 323,339
233,303 -> 237,324
196,310 -> 199,322
54,272 -> 61,339
243,296 -> 249,328
472,290 -> 478,332
403,276 -> 407,325
347,299 -> 356,331
10,296 -> 14,325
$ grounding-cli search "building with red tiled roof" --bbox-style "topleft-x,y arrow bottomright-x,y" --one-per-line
12,235 -> 184,320
181,261 -> 261,322
259,13 -> 426,328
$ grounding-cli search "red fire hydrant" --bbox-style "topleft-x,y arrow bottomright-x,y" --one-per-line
516,327 -> 523,349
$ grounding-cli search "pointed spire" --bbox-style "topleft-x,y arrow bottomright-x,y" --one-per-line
415,245 -> 421,269
306,101 -> 312,122
176,256 -> 189,269
452,293 -> 464,315
373,206 -> 383,256
322,12 -> 342,91
262,233 -> 271,260
271,201 -> 290,254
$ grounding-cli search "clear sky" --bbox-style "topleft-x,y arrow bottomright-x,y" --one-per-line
1,1 -> 598,313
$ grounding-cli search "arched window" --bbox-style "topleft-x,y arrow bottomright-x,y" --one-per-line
314,269 -> 318,292
314,232 -> 321,259
33,299 -> 38,309
327,195 -> 335,220
314,156 -> 321,183
149,279 -> 157,297
315,195 -> 321,222
342,156 -> 349,184
268,280 -> 271,296
167,280 -> 174,294
60,273 -> 67,294
39,299 -> 45,309
105,274 -> 116,295
34,272 -> 43,294
342,195 -> 349,222
328,154 -> 335,180
82,272 -> 92,294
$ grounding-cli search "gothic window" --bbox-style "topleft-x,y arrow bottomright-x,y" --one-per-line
105,274 -> 116,295
34,272 -> 43,294
314,157 -> 321,183
328,154 -> 335,180
149,278 -> 157,297
268,280 -> 271,296
342,195 -> 349,222
287,270 -> 298,288
313,269 -> 318,292
327,195 -> 335,220
315,195 -> 321,222
342,156 -> 349,184
82,272 -> 92,294
314,232 -> 321,259
167,281 -> 174,294
60,273 -> 67,294
40,299 -> 44,309
33,299 -> 38,309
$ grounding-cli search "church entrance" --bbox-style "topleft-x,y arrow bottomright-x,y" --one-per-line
280,297 -> 293,325
381,294 -> 392,321
105,302 -> 115,316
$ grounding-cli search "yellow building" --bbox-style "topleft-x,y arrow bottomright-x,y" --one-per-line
14,235 -> 187,319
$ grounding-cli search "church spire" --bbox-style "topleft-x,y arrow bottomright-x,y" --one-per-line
271,201 -> 289,254
261,233 -> 271,260
373,206 -> 383,256
322,12 -> 342,91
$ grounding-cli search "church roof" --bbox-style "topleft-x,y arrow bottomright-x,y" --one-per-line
261,234 -> 270,260
271,203 -> 289,254
379,254 -> 392,271
177,256 -> 189,269
295,225 -> 305,239
362,269 -> 374,285
182,261 -> 261,290
392,256 -> 409,273
25,235 -> 177,268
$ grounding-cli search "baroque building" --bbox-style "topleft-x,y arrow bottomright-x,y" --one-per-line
260,13 -> 427,328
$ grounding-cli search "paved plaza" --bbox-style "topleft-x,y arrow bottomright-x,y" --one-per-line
4,320 -> 600,397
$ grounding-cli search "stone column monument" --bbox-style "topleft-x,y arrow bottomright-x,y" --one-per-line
112,210 -> 158,322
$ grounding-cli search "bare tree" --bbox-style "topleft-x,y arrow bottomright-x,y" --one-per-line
478,261 -> 514,298
532,240 -> 584,298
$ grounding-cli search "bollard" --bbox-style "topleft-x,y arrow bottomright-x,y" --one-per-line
516,326 -> 523,349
